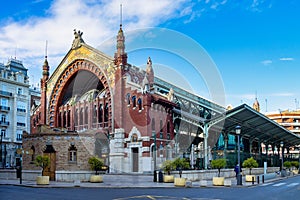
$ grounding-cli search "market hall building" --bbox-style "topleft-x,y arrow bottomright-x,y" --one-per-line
21,24 -> 300,181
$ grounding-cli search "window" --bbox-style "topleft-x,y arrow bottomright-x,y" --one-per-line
1,114 -> 6,122
16,129 -> 22,141
17,115 -> 26,126
68,144 -> 77,162
132,96 -> 136,108
30,146 -> 35,162
17,101 -> 26,112
1,129 -> 6,138
17,88 -> 23,95
126,93 -> 130,105
160,120 -> 163,139
137,98 -> 142,111
1,98 -> 8,106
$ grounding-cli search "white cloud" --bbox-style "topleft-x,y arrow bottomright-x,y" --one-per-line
279,57 -> 294,61
261,59 -> 272,65
0,0 -> 191,85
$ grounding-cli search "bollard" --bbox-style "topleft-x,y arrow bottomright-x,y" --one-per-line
262,175 -> 264,183
252,176 -> 254,185
257,175 -> 260,184
153,170 -> 157,182
158,170 -> 163,183
179,169 -> 182,178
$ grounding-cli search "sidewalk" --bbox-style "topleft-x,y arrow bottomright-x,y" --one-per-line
0,173 -> 289,188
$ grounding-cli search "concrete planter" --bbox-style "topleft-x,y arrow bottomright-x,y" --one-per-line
245,175 -> 256,182
292,170 -> 298,175
36,176 -> 49,185
212,177 -> 224,186
89,175 -> 103,183
163,175 -> 174,183
174,177 -> 186,187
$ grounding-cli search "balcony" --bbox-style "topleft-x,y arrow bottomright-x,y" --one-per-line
17,122 -> 26,127
17,108 -> 26,113
0,121 -> 9,126
0,90 -> 12,97
0,106 -> 10,112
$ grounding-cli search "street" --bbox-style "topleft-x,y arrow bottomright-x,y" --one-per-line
1,176 -> 299,200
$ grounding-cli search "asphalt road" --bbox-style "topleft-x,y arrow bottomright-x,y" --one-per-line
1,176 -> 299,200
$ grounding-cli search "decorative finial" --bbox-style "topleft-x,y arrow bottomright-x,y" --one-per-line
72,29 -> 85,49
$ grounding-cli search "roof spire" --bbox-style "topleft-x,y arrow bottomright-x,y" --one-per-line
120,4 -> 122,29
45,40 -> 48,59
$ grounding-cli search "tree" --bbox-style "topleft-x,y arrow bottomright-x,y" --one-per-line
162,160 -> 175,175
283,161 -> 292,170
172,157 -> 190,170
88,156 -> 104,175
34,155 -> 50,175
242,157 -> 258,175
211,158 -> 226,177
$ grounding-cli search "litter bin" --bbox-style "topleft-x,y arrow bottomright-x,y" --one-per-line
158,170 -> 163,183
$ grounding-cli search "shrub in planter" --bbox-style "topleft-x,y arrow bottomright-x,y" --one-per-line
211,158 -> 226,177
34,155 -> 50,185
162,160 -> 175,175
172,158 -> 190,171
88,156 -> 104,175
34,155 -> 50,175
88,156 -> 104,183
242,157 -> 258,175
283,161 -> 292,170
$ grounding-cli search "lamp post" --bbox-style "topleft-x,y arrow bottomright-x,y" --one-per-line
280,141 -> 284,176
153,131 -> 157,182
236,125 -> 242,185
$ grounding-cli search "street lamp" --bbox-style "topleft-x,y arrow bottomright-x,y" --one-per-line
280,141 -> 284,176
236,125 -> 242,185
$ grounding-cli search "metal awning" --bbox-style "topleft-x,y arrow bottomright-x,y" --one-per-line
207,104 -> 300,147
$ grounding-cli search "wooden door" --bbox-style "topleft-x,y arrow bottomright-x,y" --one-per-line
43,145 -> 56,181
132,148 -> 138,172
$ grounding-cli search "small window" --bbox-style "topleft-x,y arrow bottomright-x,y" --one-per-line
17,88 -> 23,95
68,144 -> 77,162
16,129 -> 22,141
137,98 -> 142,111
1,129 -> 6,138
132,96 -> 136,108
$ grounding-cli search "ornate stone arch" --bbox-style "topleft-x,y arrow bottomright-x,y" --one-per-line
48,59 -> 112,128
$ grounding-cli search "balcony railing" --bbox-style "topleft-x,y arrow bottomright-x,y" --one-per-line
0,121 -> 9,126
17,108 -> 26,112
0,90 -> 12,97
0,106 -> 10,112
17,122 -> 26,127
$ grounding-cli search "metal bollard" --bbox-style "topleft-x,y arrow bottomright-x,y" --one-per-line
158,170 -> 163,183
257,176 -> 260,184
153,170 -> 157,182
262,175 -> 264,183
252,176 -> 254,185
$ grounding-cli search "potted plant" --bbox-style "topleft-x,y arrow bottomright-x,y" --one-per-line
172,158 -> 190,187
211,158 -> 226,186
34,155 -> 50,185
243,157 -> 258,182
88,156 -> 104,183
162,160 -> 175,183
291,161 -> 299,175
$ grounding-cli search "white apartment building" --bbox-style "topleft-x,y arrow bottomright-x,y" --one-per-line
0,58 -> 34,168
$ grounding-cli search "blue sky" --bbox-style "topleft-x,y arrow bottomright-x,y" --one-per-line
0,0 -> 299,112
